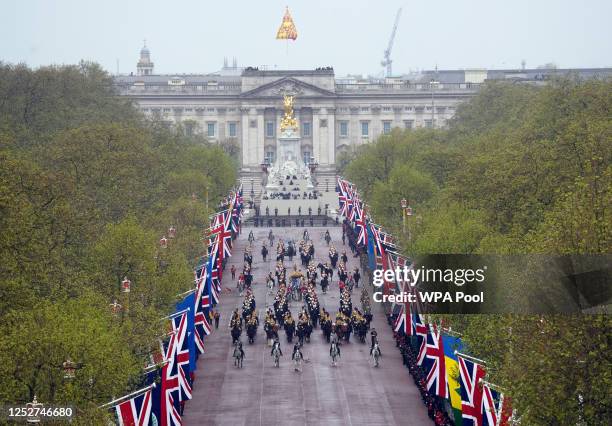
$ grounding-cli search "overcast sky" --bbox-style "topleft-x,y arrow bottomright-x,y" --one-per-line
3,0 -> 611,76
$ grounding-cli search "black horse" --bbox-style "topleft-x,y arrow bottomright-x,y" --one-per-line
321,319 -> 332,342
231,324 -> 242,344
354,321 -> 367,343
284,321 -> 295,343
247,323 -> 257,344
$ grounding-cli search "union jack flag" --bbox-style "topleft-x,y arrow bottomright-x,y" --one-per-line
353,200 -> 367,246
459,356 -> 486,426
231,188 -> 243,233
414,313 -> 428,365
337,178 -> 348,217
161,335 -> 182,426
393,303 -> 409,334
171,312 -> 192,401
194,267 -> 213,353
115,387 -> 152,426
424,324 -> 448,398
210,211 -> 232,262
481,384 -> 512,426
205,253 -> 221,305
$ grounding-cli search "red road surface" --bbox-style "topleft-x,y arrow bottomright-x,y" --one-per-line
182,226 -> 431,426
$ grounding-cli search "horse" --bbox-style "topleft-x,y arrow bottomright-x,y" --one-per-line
371,342 -> 381,367
304,322 -> 313,343
284,321 -> 295,343
233,344 -> 244,368
272,345 -> 282,367
296,323 -> 306,346
355,321 -> 367,343
292,349 -> 303,372
330,341 -> 340,366
230,324 -> 242,344
321,320 -> 332,342
247,323 -> 257,344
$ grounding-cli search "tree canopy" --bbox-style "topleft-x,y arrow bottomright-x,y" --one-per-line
0,62 -> 236,422
342,78 -> 612,425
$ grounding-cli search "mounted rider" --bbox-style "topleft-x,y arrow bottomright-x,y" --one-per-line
271,338 -> 283,356
370,328 -> 380,354
292,343 -> 303,361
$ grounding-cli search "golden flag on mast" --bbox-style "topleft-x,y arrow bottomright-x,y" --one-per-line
276,6 -> 298,40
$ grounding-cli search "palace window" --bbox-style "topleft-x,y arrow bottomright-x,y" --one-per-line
207,122 -> 216,137
361,121 -> 369,137
404,120 -> 414,129
228,122 -> 237,138
361,107 -> 370,112
339,121 -> 349,137
424,119 -> 433,129
265,150 -> 275,164
383,106 -> 392,112
382,121 -> 392,134
404,106 -> 413,111
266,121 -> 275,138
303,151 -> 311,165
184,121 -> 195,136
302,122 -> 311,137
207,107 -> 215,112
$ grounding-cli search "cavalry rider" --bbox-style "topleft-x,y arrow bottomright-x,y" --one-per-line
370,328 -> 379,352
230,309 -> 242,327
330,324 -> 338,345
235,340 -> 245,359
292,343 -> 303,361
330,340 -> 341,357
271,337 -> 283,357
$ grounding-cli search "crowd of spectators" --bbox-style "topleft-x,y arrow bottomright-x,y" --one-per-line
388,314 -> 455,426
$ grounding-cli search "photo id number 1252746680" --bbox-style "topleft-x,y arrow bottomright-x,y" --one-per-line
3,405 -> 74,422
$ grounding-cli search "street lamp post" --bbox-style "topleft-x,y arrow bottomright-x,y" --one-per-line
401,198 -> 407,234
401,198 -> 414,241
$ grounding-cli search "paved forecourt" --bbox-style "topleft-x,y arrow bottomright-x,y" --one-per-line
183,226 -> 430,426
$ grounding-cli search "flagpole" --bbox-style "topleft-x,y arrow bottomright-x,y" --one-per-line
481,379 -> 506,392
442,327 -> 462,337
99,383 -> 156,409
456,351 -> 486,365
208,208 -> 231,219
161,307 -> 190,320
176,288 -> 197,299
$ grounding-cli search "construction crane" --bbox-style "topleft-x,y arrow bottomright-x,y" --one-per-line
381,8 -> 402,77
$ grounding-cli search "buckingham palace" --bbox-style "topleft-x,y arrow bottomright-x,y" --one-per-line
114,44 -> 612,177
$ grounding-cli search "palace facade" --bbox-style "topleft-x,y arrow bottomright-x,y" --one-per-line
114,45 -> 612,174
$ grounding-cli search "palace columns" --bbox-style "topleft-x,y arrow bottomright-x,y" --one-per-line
312,107 -> 321,163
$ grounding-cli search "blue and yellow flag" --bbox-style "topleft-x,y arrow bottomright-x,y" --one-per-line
442,334 -> 464,426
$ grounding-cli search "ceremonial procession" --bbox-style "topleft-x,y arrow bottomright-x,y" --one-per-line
3,1 -> 610,425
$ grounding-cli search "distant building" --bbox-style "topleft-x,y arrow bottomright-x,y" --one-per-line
115,43 -> 612,174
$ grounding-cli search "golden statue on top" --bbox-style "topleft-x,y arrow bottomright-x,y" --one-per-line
280,94 -> 298,132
